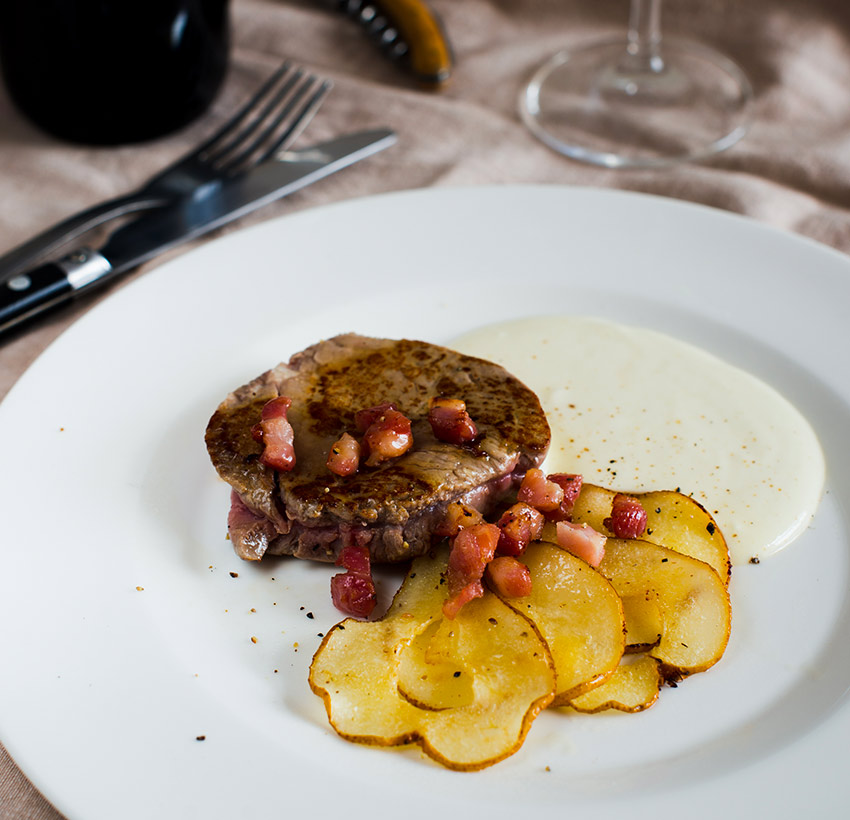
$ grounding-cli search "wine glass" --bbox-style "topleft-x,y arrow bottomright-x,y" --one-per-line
520,0 -> 753,168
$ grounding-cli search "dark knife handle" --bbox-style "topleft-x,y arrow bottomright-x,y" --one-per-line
0,249 -> 112,339
0,263 -> 71,335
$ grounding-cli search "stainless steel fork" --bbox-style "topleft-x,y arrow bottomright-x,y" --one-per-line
0,61 -> 332,279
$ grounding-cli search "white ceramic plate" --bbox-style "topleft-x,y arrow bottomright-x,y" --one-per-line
1,186 -> 848,819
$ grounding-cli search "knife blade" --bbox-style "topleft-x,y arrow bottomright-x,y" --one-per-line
0,128 -> 396,339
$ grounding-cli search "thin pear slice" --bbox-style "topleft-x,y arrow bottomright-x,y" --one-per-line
621,595 -> 662,650
570,484 -> 730,584
569,654 -> 662,713
597,538 -> 731,679
309,549 -> 556,771
499,541 -> 626,704
397,618 -> 474,710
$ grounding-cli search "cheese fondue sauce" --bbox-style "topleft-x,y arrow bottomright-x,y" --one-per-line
451,316 -> 824,566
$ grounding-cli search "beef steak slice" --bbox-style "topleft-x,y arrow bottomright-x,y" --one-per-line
205,334 -> 550,563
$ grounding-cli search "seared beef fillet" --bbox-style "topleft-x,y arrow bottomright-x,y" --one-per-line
205,334 -> 550,563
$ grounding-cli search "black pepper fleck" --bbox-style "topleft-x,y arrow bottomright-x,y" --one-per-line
196,735 -> 206,741
306,612 -> 314,619
229,571 -> 239,578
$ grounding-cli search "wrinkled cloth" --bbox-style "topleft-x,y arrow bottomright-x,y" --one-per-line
2,0 -> 850,816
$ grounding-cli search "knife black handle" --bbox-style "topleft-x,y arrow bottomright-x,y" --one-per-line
0,262 -> 71,335
0,249 -> 112,339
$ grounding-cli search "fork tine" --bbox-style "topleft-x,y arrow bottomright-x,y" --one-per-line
219,76 -> 333,173
203,65 -> 306,166
188,60 -> 295,160
257,78 -> 333,161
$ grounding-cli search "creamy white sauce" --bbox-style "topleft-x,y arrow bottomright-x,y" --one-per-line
451,316 -> 824,566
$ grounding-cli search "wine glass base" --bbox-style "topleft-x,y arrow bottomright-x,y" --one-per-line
520,37 -> 753,168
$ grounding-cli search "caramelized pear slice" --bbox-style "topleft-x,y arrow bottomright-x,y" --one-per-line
569,655 -> 662,713
309,549 -> 556,771
570,484 -> 730,584
621,595 -> 663,650
597,538 -> 731,679
498,541 -> 625,704
397,618 -> 474,710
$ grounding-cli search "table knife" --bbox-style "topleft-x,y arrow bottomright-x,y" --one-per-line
0,128 -> 396,339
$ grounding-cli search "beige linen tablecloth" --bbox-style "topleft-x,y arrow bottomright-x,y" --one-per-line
2,0 -> 850,816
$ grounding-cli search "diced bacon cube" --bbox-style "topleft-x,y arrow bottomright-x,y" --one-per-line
326,432 -> 361,476
496,502 -> 545,556
253,396 -> 296,472
330,545 -> 377,617
485,556 -> 532,598
330,572 -> 376,618
428,397 -> 478,444
604,493 -> 648,538
555,520 -> 607,568
442,523 -> 500,619
516,468 -> 565,512
545,473 -> 583,521
361,407 -> 413,467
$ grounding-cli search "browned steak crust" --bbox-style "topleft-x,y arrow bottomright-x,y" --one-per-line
205,334 -> 550,563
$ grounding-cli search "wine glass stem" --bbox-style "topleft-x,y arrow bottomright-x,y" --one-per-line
625,0 -> 664,73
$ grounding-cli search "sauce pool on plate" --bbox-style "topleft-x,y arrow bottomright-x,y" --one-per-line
451,316 -> 825,566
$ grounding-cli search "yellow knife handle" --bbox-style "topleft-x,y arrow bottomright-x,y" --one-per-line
372,0 -> 453,87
